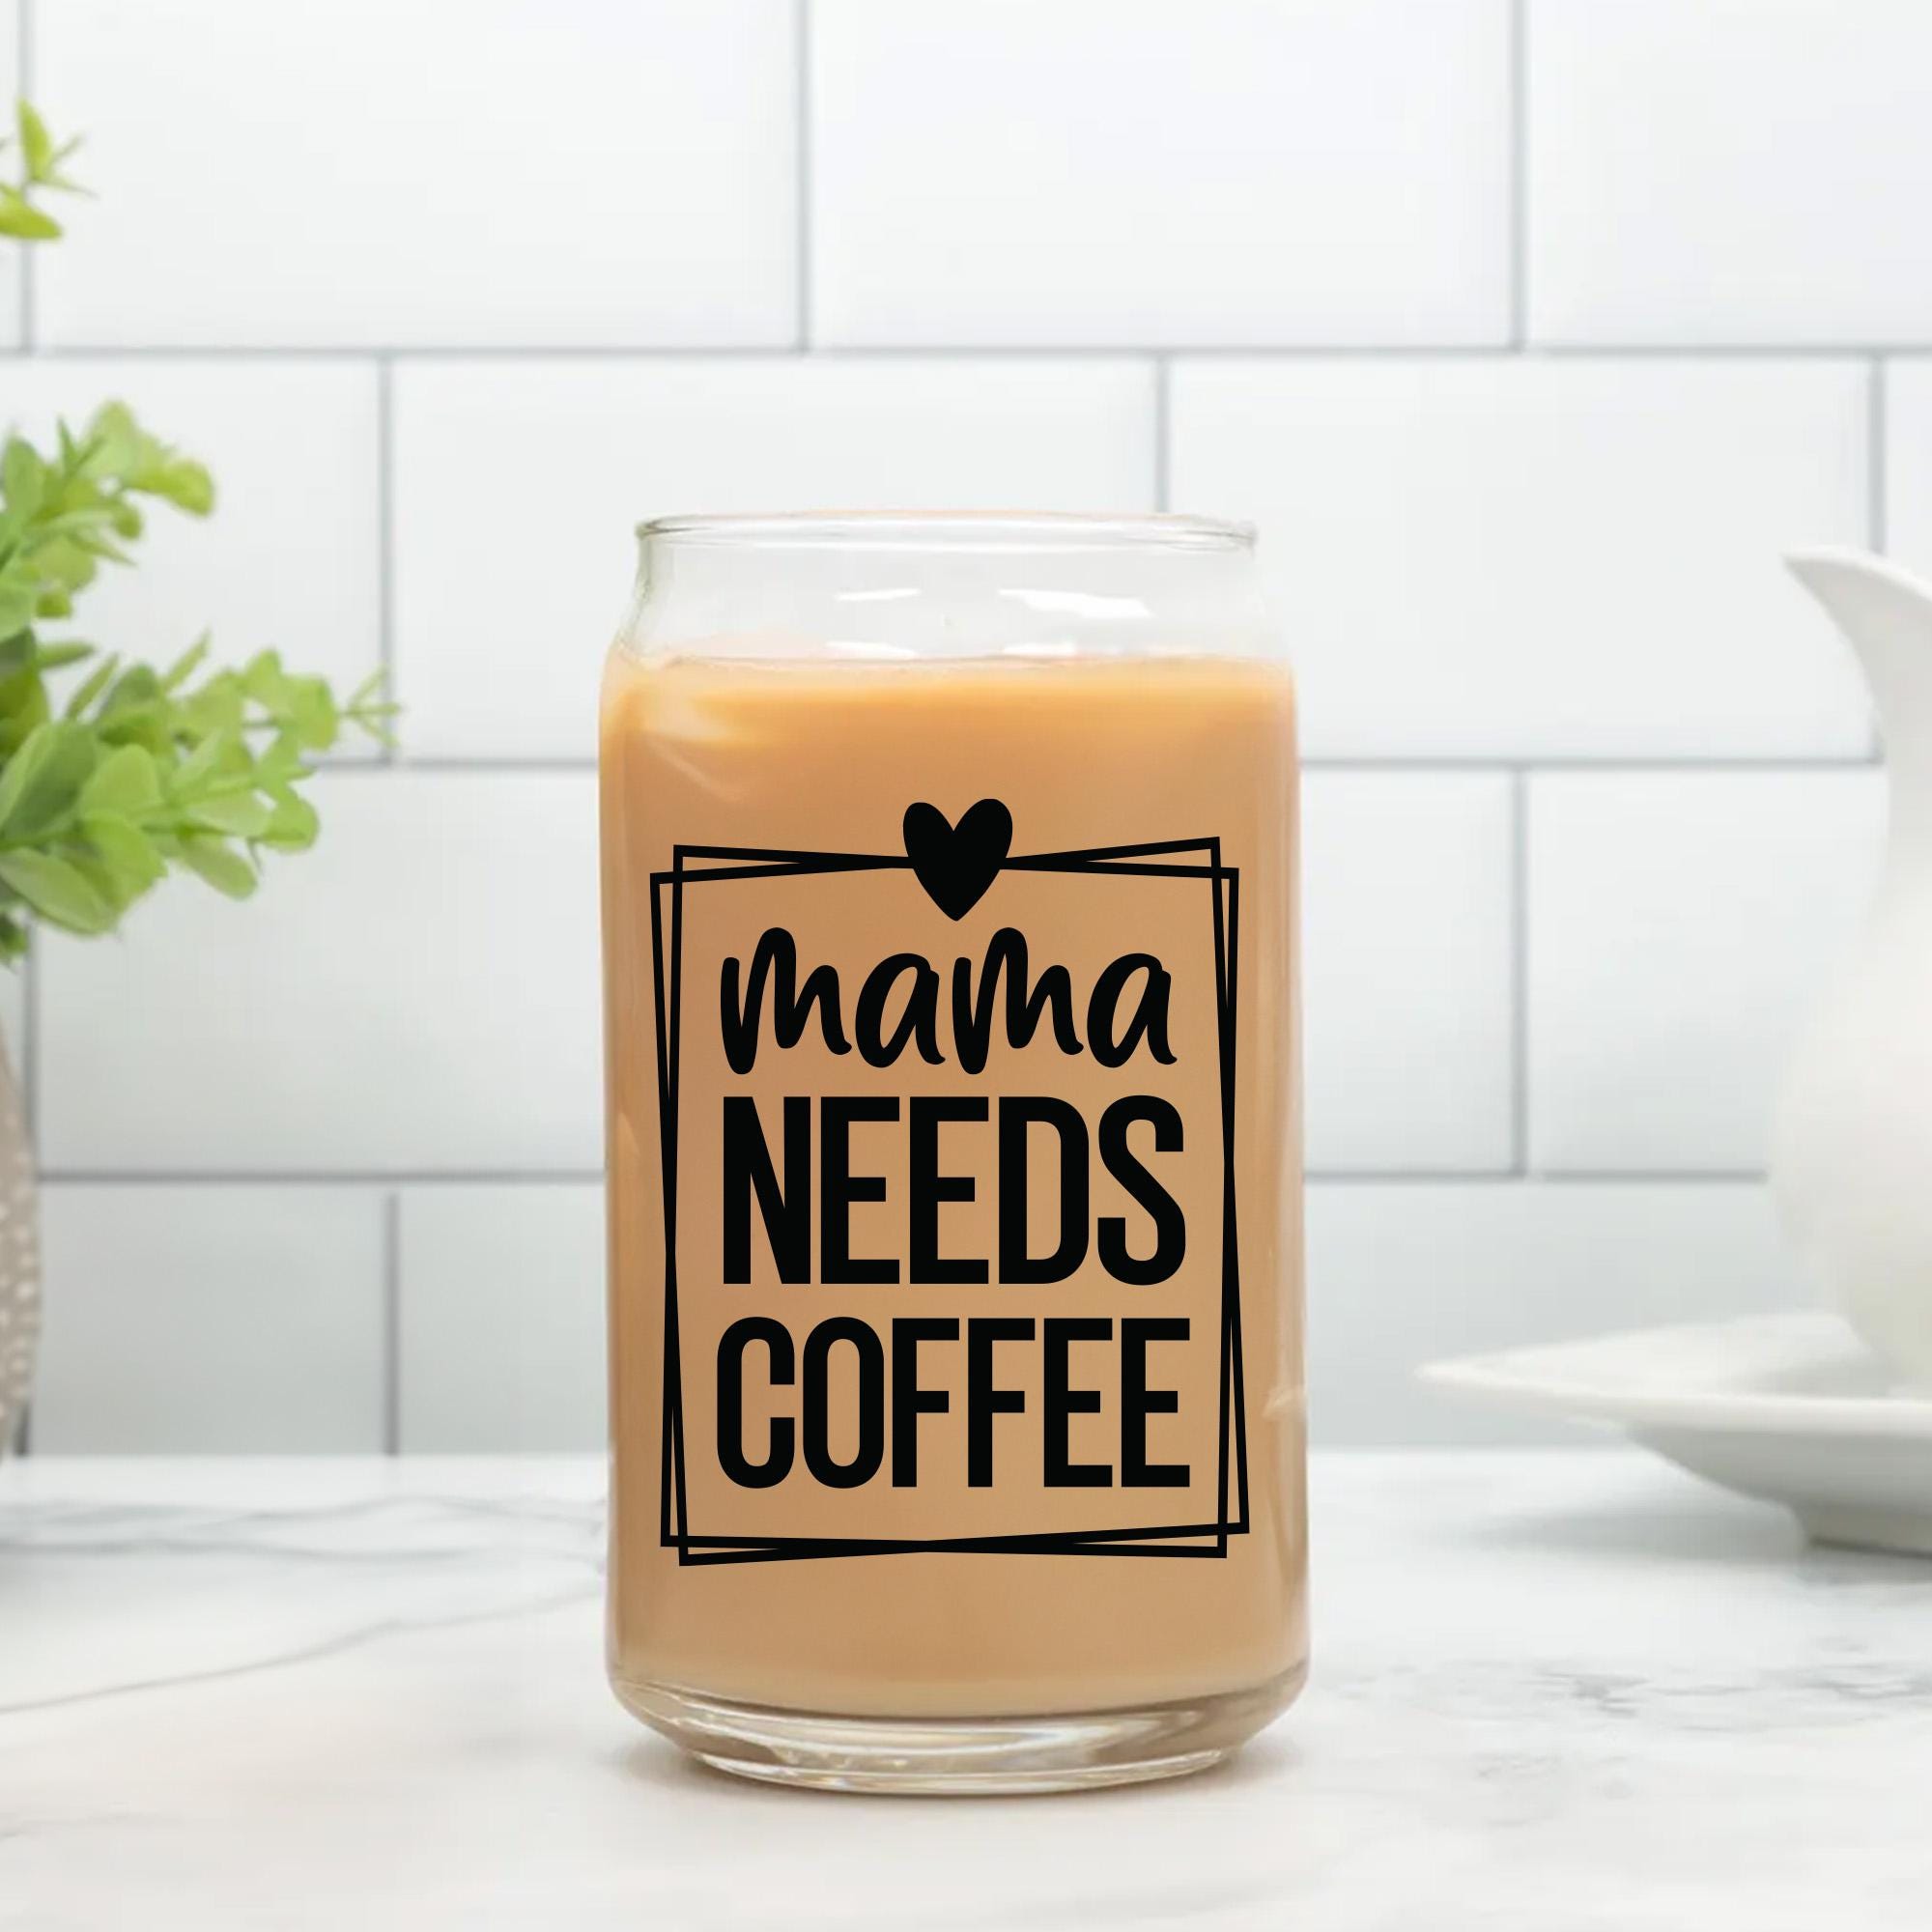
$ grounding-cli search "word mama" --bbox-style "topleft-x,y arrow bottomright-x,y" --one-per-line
722,926 -> 1176,1075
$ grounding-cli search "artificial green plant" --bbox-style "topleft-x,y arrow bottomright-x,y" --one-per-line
0,102 -> 393,959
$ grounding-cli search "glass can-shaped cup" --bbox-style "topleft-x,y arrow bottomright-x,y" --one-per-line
599,513 -> 1305,1792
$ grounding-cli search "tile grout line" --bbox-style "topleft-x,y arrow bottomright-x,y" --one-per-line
1152,355 -> 1171,509
1308,1169 -> 1769,1186
20,933 -> 38,1453
376,355 -> 398,763
1508,0 -> 1528,347
43,1169 -> 608,1186
794,0 -> 813,350
0,342 -> 1926,362
1869,355 -> 1889,553
381,1189 -> 401,1454
305,753 -> 1893,778
1509,769 -> 1530,1174
13,0 -> 32,1469
15,0 -> 33,351
1301,754 -> 1887,774
11,863 -> 27,1449
36,1166 -> 1773,1187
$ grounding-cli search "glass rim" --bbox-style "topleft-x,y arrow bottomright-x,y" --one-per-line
635,510 -> 1257,554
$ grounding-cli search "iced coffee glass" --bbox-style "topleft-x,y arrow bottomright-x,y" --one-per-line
600,513 -> 1305,1792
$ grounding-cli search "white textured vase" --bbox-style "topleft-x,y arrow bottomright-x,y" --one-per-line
1774,549 -> 1932,1385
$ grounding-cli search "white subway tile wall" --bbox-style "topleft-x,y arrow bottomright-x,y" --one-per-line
1170,357 -> 1871,757
1301,774 -> 1515,1172
34,1186 -> 386,1452
396,1186 -> 605,1453
37,773 -> 602,1175
32,0 -> 799,348
1528,0 -> 1932,346
6,1 -> 1910,1450
810,0 -> 1513,348
0,3 -> 17,348
1888,361 -> 1932,574
1527,773 -> 1885,1173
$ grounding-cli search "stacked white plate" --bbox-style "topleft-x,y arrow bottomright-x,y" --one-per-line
1423,1313 -> 1932,1555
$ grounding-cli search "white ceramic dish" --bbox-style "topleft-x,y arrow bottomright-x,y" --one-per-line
1422,1313 -> 1932,1555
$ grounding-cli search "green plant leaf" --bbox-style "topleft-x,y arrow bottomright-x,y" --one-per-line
257,786 -> 319,852
2,437 -> 45,518
154,458 -> 213,515
17,100 -> 53,180
0,669 -> 49,756
81,401 -> 141,477
287,675 -> 340,752
0,583 -> 35,635
242,649 -> 288,704
81,811 -> 166,894
0,185 -> 60,241
72,526 -> 131,565
0,724 -> 53,829
62,650 -> 119,719
159,635 -> 209,692
0,719 -> 97,838
169,724 -> 232,797
254,731 -> 308,786
178,834 -> 256,899
347,668 -> 389,709
38,134 -> 86,197
32,640 -> 94,670
28,534 -> 98,600
179,675 -> 244,739
0,848 -> 112,932
99,663 -> 161,720
78,741 -> 160,817
184,787 -> 272,838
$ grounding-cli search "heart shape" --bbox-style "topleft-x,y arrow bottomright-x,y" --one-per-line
902,799 -> 1013,922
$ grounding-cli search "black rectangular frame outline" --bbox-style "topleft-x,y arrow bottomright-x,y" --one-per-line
647,837 -> 1248,1563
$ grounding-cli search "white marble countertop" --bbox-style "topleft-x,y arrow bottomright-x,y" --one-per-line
1,1451 -> 1927,1931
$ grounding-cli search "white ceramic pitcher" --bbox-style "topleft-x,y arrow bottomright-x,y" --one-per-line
1775,548 -> 1932,1384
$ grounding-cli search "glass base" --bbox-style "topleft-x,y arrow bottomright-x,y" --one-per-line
614,1666 -> 1304,1795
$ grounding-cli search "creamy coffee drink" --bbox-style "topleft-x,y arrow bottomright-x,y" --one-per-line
600,515 -> 1305,1792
